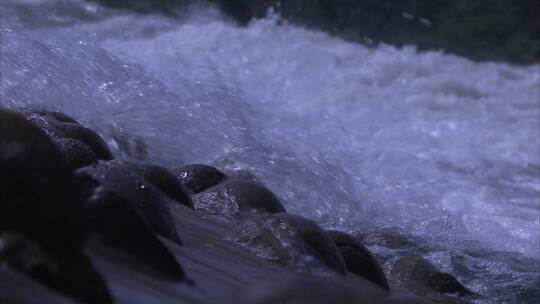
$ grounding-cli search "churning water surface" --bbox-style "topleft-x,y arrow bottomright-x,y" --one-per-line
1,1 -> 539,303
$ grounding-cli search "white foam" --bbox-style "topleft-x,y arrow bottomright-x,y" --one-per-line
1,2 -> 539,300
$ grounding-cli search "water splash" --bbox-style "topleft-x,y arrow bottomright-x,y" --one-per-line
1,1 -> 539,302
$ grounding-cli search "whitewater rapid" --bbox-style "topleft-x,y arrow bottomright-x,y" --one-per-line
1,1 -> 539,302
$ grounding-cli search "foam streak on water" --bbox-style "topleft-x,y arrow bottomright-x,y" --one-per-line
1,1 -> 539,302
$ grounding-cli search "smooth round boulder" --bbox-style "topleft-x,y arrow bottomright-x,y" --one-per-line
232,213 -> 347,275
328,230 -> 389,290
192,179 -> 286,219
0,110 -> 86,255
171,164 -> 227,194
124,161 -> 193,209
391,256 -> 472,295
22,109 -> 113,160
20,108 -> 80,124
76,160 -> 181,244
83,183 -> 188,281
54,137 -> 98,170
0,110 -> 112,303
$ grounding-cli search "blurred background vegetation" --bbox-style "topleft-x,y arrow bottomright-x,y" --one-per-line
94,0 -> 539,64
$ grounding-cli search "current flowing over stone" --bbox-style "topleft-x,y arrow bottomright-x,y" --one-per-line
0,1 -> 538,303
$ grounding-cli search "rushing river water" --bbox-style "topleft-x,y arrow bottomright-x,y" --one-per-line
1,1 -> 539,303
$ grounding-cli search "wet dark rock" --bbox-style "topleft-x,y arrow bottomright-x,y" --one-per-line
391,256 -> 472,295
172,164 -> 227,194
83,184 -> 188,281
54,137 -> 98,170
328,230 -> 389,290
22,108 -> 113,160
0,110 -> 86,253
382,295 -> 435,304
226,273 -> 385,304
25,109 -> 79,124
76,160 -> 182,244
125,161 -> 193,208
0,110 -> 112,303
232,213 -> 347,274
0,232 -> 112,304
192,179 -> 286,219
45,119 -> 112,160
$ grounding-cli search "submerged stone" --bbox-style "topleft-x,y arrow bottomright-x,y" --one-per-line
391,256 -> 472,295
192,179 -> 286,219
327,230 -> 389,290
76,160 -> 181,244
21,108 -> 80,124
232,213 -> 346,274
355,228 -> 428,251
172,164 -> 227,194
125,161 -> 193,209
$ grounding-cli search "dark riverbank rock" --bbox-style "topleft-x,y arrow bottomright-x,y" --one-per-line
21,108 -> 79,124
391,256 -> 472,295
125,161 -> 193,208
54,137 -> 99,170
0,110 -> 112,303
21,108 -> 113,161
0,110 -> 86,254
232,213 -> 347,275
172,164 -> 227,194
83,185 -> 188,281
0,232 -> 112,304
328,230 -> 389,290
192,179 -> 286,219
76,160 -> 182,244
225,273 -> 385,304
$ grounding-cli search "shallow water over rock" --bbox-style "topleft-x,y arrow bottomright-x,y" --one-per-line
1,1 -> 539,302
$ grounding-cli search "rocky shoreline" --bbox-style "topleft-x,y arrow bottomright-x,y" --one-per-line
1,108 -> 479,304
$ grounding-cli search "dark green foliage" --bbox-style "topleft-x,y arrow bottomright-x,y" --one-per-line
91,0 -> 190,14
223,0 -> 539,64
94,0 -> 539,64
